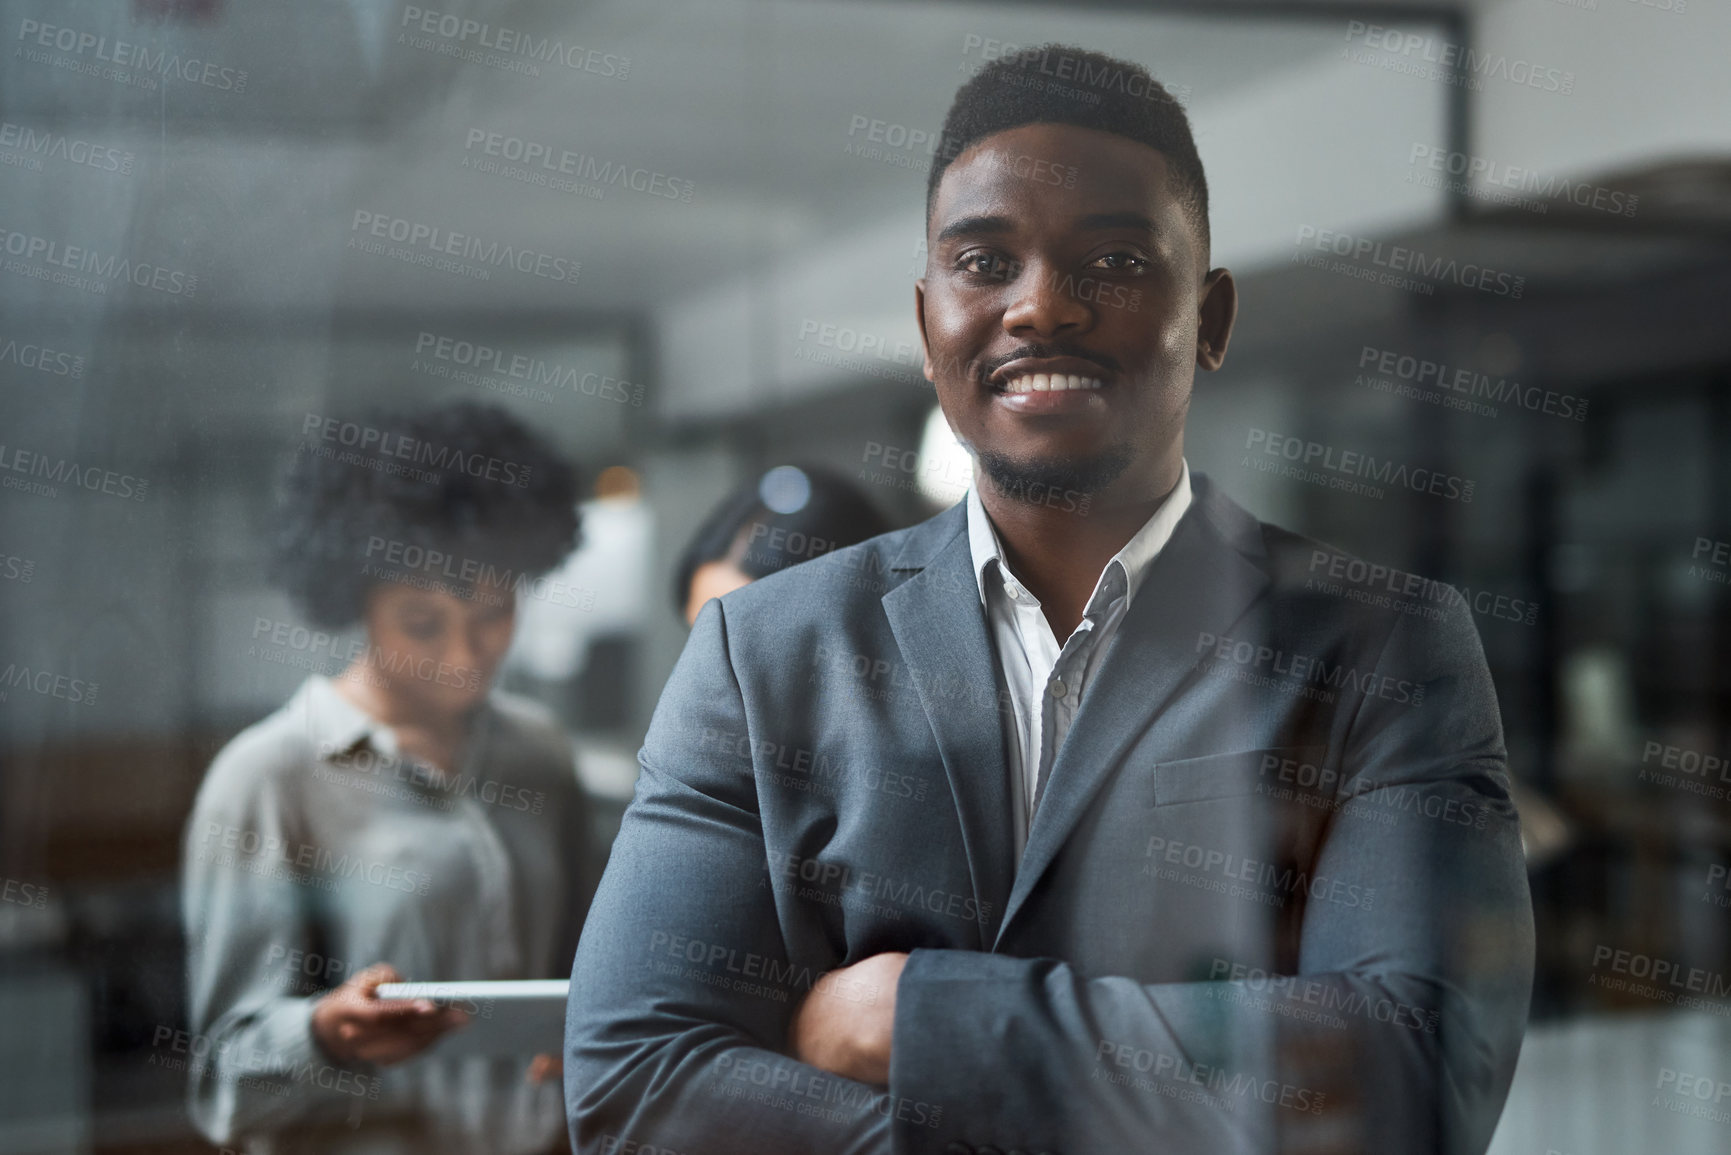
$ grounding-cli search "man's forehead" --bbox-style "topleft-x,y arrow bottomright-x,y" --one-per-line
948,123 -> 1168,180
936,125 -> 1174,217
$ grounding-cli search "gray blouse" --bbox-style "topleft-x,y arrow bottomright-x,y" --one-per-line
181,675 -> 596,1154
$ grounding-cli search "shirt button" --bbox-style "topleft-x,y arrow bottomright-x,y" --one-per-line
1005,583 -> 1020,599
1050,678 -> 1067,699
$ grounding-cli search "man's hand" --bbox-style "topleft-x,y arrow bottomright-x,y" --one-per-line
310,963 -> 468,1067
787,951 -> 907,1086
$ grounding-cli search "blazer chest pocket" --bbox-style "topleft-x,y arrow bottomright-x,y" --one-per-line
1150,746 -> 1331,807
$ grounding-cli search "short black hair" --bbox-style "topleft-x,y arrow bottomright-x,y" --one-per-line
672,465 -> 892,617
272,401 -> 581,628
927,44 -> 1210,261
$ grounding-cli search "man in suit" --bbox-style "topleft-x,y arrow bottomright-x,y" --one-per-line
566,44 -> 1533,1155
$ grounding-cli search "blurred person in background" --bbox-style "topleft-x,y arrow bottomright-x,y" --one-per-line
672,463 -> 893,625
182,401 -> 598,1154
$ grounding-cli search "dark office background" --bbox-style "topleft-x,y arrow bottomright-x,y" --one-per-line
2,0 -> 1730,1151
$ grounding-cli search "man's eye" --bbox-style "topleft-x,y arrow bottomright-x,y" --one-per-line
1090,252 -> 1148,272
958,252 -> 1015,278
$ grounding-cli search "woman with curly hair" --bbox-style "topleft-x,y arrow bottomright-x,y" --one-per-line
181,401 -> 597,1155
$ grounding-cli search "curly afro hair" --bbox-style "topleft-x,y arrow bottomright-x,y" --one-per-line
927,43 -> 1210,261
272,401 -> 582,628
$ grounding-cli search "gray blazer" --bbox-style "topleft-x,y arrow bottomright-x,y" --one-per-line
565,473 -> 1534,1155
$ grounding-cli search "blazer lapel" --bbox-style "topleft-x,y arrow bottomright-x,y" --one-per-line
880,504 -> 1017,950
993,476 -> 1272,946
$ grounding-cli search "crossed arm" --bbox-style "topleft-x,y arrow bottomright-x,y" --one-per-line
565,598 -> 1535,1155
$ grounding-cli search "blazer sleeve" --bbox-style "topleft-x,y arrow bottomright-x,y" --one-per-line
563,598 -> 893,1155
888,598 -> 1535,1155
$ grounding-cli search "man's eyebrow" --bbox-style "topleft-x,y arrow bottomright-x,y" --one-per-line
1076,211 -> 1157,233
934,214 -> 1014,245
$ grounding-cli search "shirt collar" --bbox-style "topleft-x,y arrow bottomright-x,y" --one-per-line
966,459 -> 1193,612
290,673 -> 501,779
289,674 -> 390,762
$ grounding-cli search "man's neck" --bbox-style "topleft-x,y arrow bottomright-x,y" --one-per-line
980,461 -> 1182,640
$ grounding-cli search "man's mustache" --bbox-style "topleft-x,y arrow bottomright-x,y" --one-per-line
977,343 -> 1122,383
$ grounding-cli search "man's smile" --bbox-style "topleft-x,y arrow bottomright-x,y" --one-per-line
984,350 -> 1115,413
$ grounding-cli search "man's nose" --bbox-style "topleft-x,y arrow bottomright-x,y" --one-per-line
1001,262 -> 1091,338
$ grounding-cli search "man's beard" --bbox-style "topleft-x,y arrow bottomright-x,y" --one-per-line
974,444 -> 1134,505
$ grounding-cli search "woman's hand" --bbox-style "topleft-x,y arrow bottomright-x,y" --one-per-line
311,963 -> 469,1067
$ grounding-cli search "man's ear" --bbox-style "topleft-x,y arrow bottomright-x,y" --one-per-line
914,278 -> 935,383
1196,267 -> 1238,372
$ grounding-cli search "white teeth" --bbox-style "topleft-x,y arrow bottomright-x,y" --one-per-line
1002,373 -> 1103,394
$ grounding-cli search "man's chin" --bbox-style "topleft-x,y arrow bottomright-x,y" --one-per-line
975,445 -> 1133,504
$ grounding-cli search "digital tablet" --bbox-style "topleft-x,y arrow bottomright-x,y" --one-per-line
375,980 -> 568,1056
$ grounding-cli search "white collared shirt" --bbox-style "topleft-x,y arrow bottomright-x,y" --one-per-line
181,675 -> 593,1153
966,460 -> 1193,859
